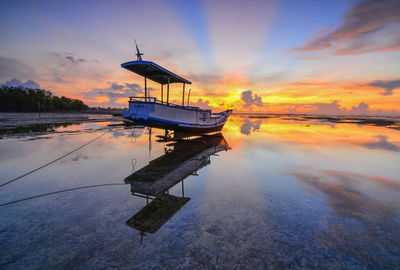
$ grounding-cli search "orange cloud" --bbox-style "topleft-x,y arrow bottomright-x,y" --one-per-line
86,96 -> 110,103
115,97 -> 129,104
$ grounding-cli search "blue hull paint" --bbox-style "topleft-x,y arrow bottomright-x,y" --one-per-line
124,111 -> 232,133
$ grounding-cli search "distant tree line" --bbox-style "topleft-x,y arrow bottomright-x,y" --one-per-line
0,86 -> 89,112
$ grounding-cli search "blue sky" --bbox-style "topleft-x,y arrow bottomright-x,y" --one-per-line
1,0 -> 399,114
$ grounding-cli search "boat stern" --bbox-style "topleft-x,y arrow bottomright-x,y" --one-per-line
122,99 -> 155,121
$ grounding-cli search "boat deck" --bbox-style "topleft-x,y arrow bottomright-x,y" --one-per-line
129,97 -> 212,113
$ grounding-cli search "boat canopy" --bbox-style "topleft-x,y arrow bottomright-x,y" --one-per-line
121,61 -> 192,85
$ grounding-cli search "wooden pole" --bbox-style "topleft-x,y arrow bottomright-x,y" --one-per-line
167,77 -> 170,104
144,77 -> 147,102
187,88 -> 191,106
182,83 -> 185,106
161,84 -> 163,103
148,127 -> 152,157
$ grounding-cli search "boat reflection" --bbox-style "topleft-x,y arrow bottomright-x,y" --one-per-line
124,132 -> 230,237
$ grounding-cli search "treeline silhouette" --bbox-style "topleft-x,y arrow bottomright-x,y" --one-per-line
0,86 -> 89,112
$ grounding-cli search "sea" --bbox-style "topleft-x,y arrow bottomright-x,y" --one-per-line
0,113 -> 399,269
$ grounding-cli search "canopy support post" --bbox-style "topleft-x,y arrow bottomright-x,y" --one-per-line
161,84 -> 163,103
182,83 -> 185,106
144,76 -> 147,102
167,77 -> 170,104
187,88 -> 191,106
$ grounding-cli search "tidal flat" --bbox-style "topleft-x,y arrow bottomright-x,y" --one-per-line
0,113 -> 399,269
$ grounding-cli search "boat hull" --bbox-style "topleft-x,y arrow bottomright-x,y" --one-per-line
122,100 -> 232,133
128,116 -> 228,133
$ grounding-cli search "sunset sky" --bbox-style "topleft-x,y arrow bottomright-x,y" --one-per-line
1,0 -> 400,115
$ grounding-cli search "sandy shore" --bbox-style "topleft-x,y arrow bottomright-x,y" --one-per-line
0,112 -> 125,138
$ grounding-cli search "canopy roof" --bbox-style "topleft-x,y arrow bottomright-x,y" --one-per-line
121,61 -> 192,85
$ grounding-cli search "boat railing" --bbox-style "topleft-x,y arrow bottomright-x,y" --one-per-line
129,96 -> 211,112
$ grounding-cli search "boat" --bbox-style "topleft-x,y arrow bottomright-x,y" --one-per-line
121,41 -> 232,133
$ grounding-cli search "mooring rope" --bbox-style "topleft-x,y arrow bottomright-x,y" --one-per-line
0,183 -> 125,207
0,127 -> 114,188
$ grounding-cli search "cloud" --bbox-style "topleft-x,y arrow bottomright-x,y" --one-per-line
54,76 -> 64,83
0,56 -> 36,81
65,56 -> 86,64
310,100 -> 344,115
293,0 -> 400,56
111,83 -> 124,90
309,101 -> 374,115
188,72 -> 222,86
288,100 -> 399,116
126,83 -> 142,93
52,52 -> 95,66
240,119 -> 262,135
1,78 -> 40,89
241,90 -> 263,107
349,102 -> 370,114
189,98 -> 214,110
83,82 -> 143,107
367,79 -> 400,95
361,135 -> 400,151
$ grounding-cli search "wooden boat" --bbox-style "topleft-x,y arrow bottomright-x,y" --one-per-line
121,42 -> 232,133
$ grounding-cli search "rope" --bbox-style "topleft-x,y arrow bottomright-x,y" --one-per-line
0,183 -> 125,207
0,128 -> 113,188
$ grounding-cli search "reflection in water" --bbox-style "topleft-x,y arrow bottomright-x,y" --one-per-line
129,127 -> 144,143
240,119 -> 261,135
287,168 -> 400,267
1,115 -> 399,268
361,135 -> 400,152
0,183 -> 125,207
0,122 -> 76,138
125,133 -> 230,237
237,114 -> 400,130
127,195 -> 190,235
288,169 -> 400,220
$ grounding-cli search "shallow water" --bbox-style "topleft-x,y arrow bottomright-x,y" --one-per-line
0,115 -> 399,269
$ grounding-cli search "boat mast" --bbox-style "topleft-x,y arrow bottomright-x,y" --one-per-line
134,39 -> 143,61
134,39 -> 147,101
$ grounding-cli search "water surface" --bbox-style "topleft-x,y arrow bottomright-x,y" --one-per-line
1,114 -> 399,269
